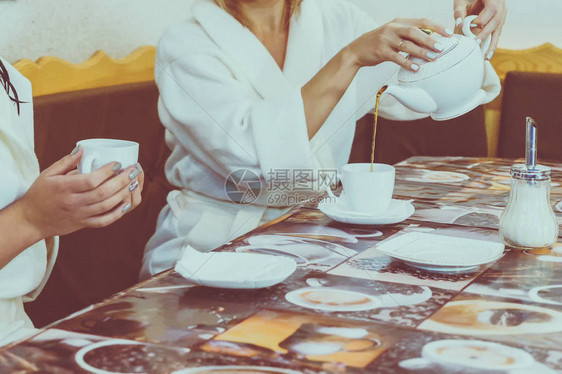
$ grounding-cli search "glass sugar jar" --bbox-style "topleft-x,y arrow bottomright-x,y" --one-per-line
499,164 -> 559,249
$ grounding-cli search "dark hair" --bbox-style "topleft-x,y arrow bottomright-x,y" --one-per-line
0,60 -> 23,115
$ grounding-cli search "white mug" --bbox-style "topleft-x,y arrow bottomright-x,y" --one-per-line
77,139 -> 139,174
340,163 -> 395,215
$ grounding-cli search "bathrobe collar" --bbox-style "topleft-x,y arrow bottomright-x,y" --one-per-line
192,0 -> 324,99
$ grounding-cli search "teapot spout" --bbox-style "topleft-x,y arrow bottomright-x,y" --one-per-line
383,85 -> 437,114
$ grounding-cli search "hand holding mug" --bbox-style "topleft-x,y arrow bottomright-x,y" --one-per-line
77,139 -> 139,174
18,144 -> 144,239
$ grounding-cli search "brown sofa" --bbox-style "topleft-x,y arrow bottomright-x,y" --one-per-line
498,71 -> 562,162
25,81 -> 173,327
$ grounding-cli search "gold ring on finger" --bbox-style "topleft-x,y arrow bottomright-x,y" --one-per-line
398,39 -> 407,51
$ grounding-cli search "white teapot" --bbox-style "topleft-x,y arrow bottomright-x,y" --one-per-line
383,15 -> 501,121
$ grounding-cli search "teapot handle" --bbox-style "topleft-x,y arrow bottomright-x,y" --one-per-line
462,15 -> 492,53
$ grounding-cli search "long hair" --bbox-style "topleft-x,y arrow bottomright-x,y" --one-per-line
0,60 -> 23,115
215,0 -> 303,26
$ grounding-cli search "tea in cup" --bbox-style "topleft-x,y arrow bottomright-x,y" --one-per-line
77,139 -> 139,174
339,163 -> 395,215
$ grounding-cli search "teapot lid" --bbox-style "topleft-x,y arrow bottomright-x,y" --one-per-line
398,34 -> 477,83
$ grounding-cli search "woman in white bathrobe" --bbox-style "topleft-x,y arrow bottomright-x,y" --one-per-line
0,58 -> 144,346
141,0 -> 506,279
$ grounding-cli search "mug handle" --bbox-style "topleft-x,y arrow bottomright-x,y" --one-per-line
462,15 -> 492,53
325,173 -> 344,199
80,154 -> 96,174
326,185 -> 337,200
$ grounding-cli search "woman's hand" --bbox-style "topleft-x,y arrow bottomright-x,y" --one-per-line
454,0 -> 507,59
346,18 -> 453,72
18,146 -> 144,239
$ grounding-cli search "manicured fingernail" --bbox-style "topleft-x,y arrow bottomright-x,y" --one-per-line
476,39 -> 482,45
411,64 -> 419,71
112,162 -> 122,173
70,145 -> 80,156
445,28 -> 453,35
471,23 -> 478,28
486,50 -> 494,60
455,17 -> 462,27
434,43 -> 444,52
129,180 -> 139,192
427,51 -> 437,59
122,203 -> 131,213
129,168 -> 140,180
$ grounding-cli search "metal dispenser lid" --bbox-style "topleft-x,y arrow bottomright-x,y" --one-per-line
511,164 -> 551,181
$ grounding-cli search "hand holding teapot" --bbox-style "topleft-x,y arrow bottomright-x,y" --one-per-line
382,15 -> 501,121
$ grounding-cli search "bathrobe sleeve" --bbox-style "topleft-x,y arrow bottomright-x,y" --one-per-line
156,51 -> 319,184
350,6 -> 430,122
0,61 -> 59,303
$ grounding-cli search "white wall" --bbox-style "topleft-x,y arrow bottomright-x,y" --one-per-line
1,0 -> 561,63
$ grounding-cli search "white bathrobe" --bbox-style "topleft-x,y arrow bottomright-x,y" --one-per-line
141,0 -> 487,279
0,58 -> 58,346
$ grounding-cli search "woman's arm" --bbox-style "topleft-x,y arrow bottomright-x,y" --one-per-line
156,18 -> 450,181
0,147 -> 144,270
302,18 -> 452,139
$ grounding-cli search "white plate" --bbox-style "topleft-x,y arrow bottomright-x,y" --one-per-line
375,232 -> 504,269
174,251 -> 296,289
403,262 -> 479,273
319,199 -> 415,225
285,287 -> 380,312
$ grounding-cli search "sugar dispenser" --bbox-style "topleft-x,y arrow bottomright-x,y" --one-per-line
499,117 -> 559,249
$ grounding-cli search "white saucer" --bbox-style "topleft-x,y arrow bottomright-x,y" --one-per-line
375,232 -> 504,271
174,250 -> 297,289
318,198 -> 414,225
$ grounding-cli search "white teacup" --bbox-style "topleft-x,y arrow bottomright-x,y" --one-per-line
339,163 -> 395,215
77,139 -> 139,174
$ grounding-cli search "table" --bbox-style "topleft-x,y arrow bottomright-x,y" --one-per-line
2,157 -> 562,373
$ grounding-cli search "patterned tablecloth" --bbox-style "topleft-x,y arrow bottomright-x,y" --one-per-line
2,157 -> 562,373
